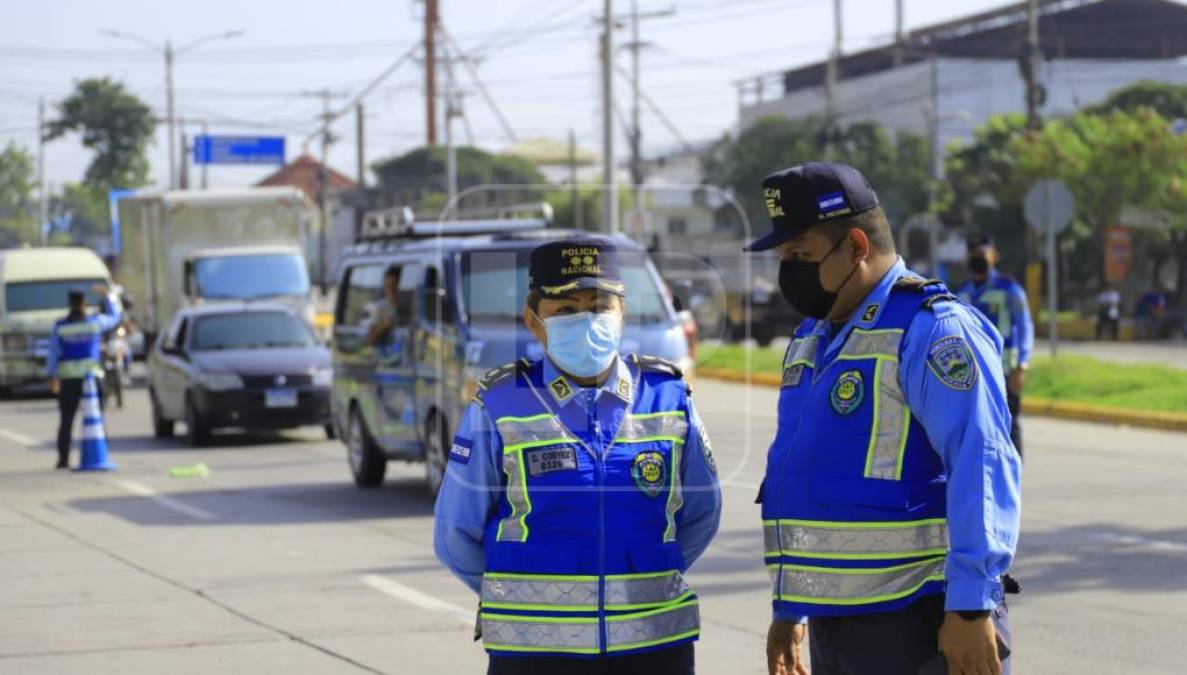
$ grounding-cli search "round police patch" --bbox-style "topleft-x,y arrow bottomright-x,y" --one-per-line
631,451 -> 668,497
830,370 -> 864,415
926,335 -> 978,391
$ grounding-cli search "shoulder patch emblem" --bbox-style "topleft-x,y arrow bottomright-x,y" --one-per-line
830,370 -> 865,415
926,335 -> 978,391
549,376 -> 573,401
631,451 -> 668,497
449,437 -> 473,464
616,377 -> 633,401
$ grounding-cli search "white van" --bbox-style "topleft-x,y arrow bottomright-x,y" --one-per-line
0,247 -> 114,392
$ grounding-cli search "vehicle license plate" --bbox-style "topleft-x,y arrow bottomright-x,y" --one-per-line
265,388 -> 298,408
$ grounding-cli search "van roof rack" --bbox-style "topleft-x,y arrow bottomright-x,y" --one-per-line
358,202 -> 553,241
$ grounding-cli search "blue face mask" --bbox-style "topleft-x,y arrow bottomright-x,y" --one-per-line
540,311 -> 623,378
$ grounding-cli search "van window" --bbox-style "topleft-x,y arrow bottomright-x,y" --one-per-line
193,254 -> 310,300
192,312 -> 316,351
458,249 -> 670,324
338,264 -> 385,327
5,278 -> 107,313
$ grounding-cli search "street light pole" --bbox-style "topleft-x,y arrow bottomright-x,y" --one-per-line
165,40 -> 177,190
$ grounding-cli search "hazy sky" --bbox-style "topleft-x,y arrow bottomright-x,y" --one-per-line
0,0 -> 1005,190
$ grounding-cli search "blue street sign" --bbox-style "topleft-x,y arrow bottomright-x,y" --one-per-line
108,189 -> 137,255
193,135 -> 286,165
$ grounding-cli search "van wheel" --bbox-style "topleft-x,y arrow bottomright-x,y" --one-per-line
347,407 -> 386,488
150,389 -> 174,438
424,413 -> 450,499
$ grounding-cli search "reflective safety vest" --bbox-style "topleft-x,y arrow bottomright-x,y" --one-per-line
762,279 -> 953,618
51,317 -> 106,379
957,273 -> 1024,371
477,356 -> 700,657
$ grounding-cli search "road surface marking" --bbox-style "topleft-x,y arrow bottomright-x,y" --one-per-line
361,574 -> 473,625
1090,531 -> 1187,554
113,479 -> 218,521
0,428 -> 38,447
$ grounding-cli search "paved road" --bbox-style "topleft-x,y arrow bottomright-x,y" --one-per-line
1,374 -> 1185,673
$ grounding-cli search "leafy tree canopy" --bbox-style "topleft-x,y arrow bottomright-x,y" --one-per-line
372,145 -> 545,211
45,77 -> 155,190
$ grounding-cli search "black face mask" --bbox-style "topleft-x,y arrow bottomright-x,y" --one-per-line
968,255 -> 990,276
778,237 -> 859,320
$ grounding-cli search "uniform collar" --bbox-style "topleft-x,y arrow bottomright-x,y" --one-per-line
541,355 -> 633,408
821,257 -> 911,355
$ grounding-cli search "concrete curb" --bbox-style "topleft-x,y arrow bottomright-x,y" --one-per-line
696,367 -> 1187,433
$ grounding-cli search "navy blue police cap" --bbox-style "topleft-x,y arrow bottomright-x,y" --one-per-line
529,238 -> 626,299
744,161 -> 880,252
967,233 -> 995,249
67,288 -> 86,303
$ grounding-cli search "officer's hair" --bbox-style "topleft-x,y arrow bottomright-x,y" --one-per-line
818,205 -> 895,254
526,289 -> 543,313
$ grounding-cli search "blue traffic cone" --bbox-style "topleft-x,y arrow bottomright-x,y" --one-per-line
75,374 -> 115,471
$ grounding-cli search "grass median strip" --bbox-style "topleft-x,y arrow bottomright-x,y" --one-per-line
698,346 -> 1187,415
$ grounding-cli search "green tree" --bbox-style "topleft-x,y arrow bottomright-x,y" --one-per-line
49,183 -> 109,244
372,145 -> 546,212
45,77 -> 155,190
0,142 -> 38,246
1088,80 -> 1187,120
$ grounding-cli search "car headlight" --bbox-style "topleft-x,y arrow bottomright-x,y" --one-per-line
312,367 -> 333,387
2,333 -> 28,351
198,371 -> 244,391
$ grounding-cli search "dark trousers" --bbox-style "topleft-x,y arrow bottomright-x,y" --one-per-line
488,643 -> 694,675
57,378 -> 105,466
1006,390 -> 1023,459
808,595 -> 1011,675
1096,313 -> 1120,340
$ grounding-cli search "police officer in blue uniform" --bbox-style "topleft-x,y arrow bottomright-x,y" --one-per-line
748,163 -> 1021,675
433,238 -> 722,675
46,285 -> 122,469
956,234 -> 1034,457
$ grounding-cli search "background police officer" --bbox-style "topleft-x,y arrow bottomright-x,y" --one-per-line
433,238 -> 722,675
46,285 -> 122,469
956,234 -> 1034,457
747,163 -> 1021,675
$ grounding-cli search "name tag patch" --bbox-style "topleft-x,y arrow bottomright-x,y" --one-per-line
449,438 -> 473,464
526,446 -> 578,477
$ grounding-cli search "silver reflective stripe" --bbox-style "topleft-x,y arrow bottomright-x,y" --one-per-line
481,614 -> 600,653
840,329 -> 902,360
763,520 -> 948,558
606,601 -> 700,651
775,557 -> 946,605
615,412 -> 688,443
606,571 -> 688,608
482,575 -> 598,609
496,450 -> 531,542
662,442 -> 683,542
496,415 -> 577,449
865,359 -> 909,480
57,359 -> 101,379
56,322 -> 101,337
782,336 -> 819,387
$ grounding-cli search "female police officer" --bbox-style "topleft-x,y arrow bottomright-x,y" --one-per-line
433,238 -> 721,675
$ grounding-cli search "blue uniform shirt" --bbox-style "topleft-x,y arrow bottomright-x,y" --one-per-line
956,271 -> 1034,373
434,355 -> 723,593
46,293 -> 122,378
776,260 -> 1021,619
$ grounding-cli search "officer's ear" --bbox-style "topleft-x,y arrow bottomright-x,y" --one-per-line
846,227 -> 872,263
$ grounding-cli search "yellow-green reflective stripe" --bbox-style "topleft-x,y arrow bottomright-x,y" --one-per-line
605,601 -> 700,652
785,336 -> 819,368
480,570 -> 690,611
481,612 -> 600,653
495,449 -> 531,542
762,519 -> 949,559
56,323 -> 101,337
663,442 -> 684,543
495,414 -> 577,450
863,358 -> 910,480
615,411 -> 688,444
770,557 -> 945,605
57,360 -> 100,378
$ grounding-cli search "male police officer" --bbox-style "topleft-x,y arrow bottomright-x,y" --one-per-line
748,163 -> 1021,675
956,235 -> 1034,458
434,238 -> 722,675
47,285 -> 122,469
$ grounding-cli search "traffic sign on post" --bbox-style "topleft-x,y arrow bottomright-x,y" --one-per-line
1023,179 -> 1075,359
193,135 -> 285,165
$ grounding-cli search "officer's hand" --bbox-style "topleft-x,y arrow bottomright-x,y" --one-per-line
1007,369 -> 1026,394
766,620 -> 808,675
938,612 -> 999,675
91,283 -> 108,295
49,378 -> 60,396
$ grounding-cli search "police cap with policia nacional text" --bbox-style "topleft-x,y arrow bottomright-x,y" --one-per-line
529,238 -> 626,299
744,161 -> 880,252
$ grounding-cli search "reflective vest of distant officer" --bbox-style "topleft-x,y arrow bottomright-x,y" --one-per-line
433,238 -> 722,675
746,163 -> 1022,675
955,234 -> 1033,458
47,285 -> 122,469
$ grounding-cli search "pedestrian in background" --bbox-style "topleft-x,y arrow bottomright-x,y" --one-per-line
957,234 -> 1033,457
747,162 -> 1021,675
1136,284 -> 1168,340
47,285 -> 122,469
1096,285 -> 1121,340
433,238 -> 722,675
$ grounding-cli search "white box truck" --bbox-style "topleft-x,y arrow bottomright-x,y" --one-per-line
117,187 -> 318,343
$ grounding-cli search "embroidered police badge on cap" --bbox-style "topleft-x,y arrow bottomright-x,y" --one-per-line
529,238 -> 626,298
926,335 -> 978,391
830,370 -> 865,415
631,451 -> 668,497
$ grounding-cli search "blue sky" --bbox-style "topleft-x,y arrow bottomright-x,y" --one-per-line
0,0 -> 1005,189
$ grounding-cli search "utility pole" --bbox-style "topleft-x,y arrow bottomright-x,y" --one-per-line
569,129 -> 582,230
824,0 -> 842,157
601,0 -> 618,234
165,40 -> 177,189
425,0 -> 439,146
301,88 -> 348,292
620,2 -> 675,235
893,0 -> 906,66
1024,0 -> 1042,131
178,119 -> 190,190
355,103 -> 366,187
37,98 -> 47,244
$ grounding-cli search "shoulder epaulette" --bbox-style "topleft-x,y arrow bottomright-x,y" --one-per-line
923,292 -> 960,310
893,276 -> 943,292
474,359 -> 530,403
628,354 -> 684,380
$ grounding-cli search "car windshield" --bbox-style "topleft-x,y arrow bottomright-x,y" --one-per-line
194,254 -> 309,300
459,247 -> 671,324
191,312 -> 316,351
5,278 -> 107,313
